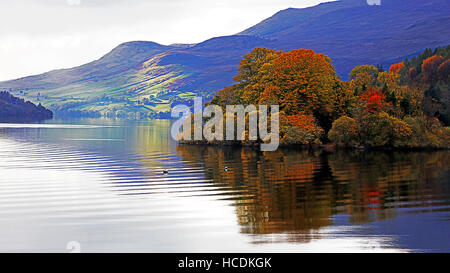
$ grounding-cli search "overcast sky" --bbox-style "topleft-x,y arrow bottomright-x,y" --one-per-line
0,0 -> 339,81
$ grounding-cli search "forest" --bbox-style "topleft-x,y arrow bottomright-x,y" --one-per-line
207,46 -> 450,149
0,91 -> 53,121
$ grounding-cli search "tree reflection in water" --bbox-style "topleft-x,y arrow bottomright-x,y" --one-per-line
176,145 -> 450,242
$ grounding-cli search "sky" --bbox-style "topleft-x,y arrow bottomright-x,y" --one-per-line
0,0 -> 342,81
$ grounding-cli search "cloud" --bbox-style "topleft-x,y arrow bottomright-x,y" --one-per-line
66,0 -> 81,6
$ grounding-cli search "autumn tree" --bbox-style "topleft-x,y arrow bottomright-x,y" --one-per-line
233,48 -> 282,104
258,85 -> 280,105
407,67 -> 418,82
267,49 -> 338,115
325,80 -> 356,122
359,89 -> 388,113
422,55 -> 444,84
377,71 -> 423,117
349,65 -> 379,95
389,62 -> 405,74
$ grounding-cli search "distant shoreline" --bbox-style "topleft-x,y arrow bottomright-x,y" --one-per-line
0,116 -> 53,123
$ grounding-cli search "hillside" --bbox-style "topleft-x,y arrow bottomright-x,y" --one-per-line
0,0 -> 449,117
0,91 -> 53,122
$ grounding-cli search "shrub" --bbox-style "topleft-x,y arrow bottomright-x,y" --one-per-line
404,116 -> 450,148
328,116 -> 360,146
360,112 -> 412,147
280,114 -> 324,145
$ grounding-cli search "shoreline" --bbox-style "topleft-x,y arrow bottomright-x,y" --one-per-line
178,140 -> 450,152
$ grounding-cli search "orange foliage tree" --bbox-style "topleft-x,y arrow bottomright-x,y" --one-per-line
389,62 -> 404,74
269,49 -> 338,115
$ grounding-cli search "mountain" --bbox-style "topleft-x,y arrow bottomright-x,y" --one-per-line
0,91 -> 53,122
1,0 -> 449,117
241,0 -> 450,76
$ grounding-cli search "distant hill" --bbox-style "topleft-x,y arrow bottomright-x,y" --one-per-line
0,0 -> 449,117
0,91 -> 53,122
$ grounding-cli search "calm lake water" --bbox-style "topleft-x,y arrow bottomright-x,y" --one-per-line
0,118 -> 449,253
